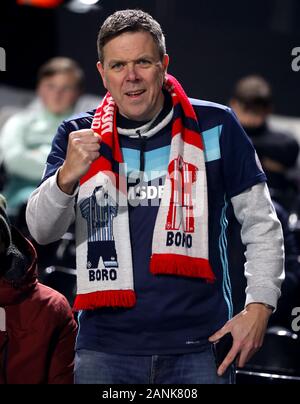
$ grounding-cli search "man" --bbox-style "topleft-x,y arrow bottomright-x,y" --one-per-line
0,57 -> 84,218
26,10 -> 284,384
230,75 -> 299,211
0,194 -> 77,384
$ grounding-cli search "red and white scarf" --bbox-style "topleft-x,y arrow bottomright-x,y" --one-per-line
73,75 -> 214,311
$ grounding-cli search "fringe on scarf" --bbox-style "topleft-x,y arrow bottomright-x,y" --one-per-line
73,290 -> 136,311
150,254 -> 215,282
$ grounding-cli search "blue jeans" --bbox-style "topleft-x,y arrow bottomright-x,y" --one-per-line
74,347 -> 235,384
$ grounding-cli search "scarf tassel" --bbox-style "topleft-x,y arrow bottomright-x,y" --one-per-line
73,290 -> 136,311
150,254 -> 215,283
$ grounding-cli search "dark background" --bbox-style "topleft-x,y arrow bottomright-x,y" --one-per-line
1,0 -> 300,116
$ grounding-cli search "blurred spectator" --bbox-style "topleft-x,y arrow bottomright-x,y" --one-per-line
0,57 -> 84,218
229,199 -> 300,330
230,75 -> 299,211
230,76 -> 300,334
0,194 -> 77,384
269,201 -> 300,330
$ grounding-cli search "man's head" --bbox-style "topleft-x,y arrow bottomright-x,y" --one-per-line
230,75 -> 273,128
97,9 -> 166,64
37,57 -> 84,115
96,10 -> 169,122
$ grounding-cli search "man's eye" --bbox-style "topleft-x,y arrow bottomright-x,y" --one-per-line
137,59 -> 151,67
111,63 -> 124,71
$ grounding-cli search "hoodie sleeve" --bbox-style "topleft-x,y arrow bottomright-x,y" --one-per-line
26,170 -> 78,244
26,120 -> 78,245
47,297 -> 77,385
231,182 -> 285,310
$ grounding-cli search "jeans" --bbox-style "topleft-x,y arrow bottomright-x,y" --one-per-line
74,346 -> 235,384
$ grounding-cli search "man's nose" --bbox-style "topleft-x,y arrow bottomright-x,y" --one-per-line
126,63 -> 140,81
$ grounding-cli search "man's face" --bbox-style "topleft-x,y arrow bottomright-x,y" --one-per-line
37,72 -> 80,115
97,31 -> 169,122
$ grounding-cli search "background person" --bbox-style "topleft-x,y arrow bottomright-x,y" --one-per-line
0,194 -> 77,384
0,57 -> 84,219
230,75 -> 300,211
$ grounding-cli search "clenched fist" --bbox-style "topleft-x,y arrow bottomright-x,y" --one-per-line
58,129 -> 101,194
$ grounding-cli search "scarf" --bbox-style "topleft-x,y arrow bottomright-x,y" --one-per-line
73,74 -> 214,311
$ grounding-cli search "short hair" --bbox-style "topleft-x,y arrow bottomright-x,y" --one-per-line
232,75 -> 272,111
97,9 -> 166,63
37,57 -> 85,91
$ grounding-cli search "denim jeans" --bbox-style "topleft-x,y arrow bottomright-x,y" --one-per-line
74,346 -> 235,384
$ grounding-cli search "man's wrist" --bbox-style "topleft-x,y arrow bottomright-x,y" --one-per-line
261,303 -> 274,311
57,166 -> 78,195
247,302 -> 274,313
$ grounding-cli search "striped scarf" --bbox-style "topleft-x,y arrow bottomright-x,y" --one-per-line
73,74 -> 214,311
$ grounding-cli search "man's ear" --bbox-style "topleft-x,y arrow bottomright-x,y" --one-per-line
162,54 -> 169,73
96,61 -> 107,89
162,54 -> 169,82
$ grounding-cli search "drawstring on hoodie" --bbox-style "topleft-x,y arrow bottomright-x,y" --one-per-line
136,129 -> 146,186
136,130 -> 146,174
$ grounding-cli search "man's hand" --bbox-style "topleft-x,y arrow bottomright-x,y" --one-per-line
209,303 -> 272,376
58,129 -> 101,194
